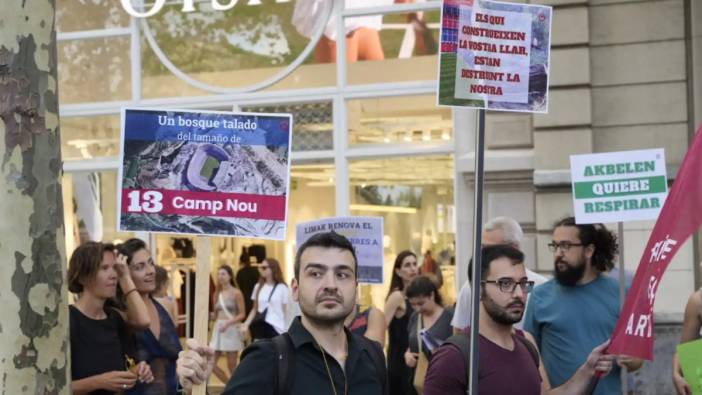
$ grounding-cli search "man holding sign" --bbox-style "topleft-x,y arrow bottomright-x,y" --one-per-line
175,232 -> 386,395
523,217 -> 643,395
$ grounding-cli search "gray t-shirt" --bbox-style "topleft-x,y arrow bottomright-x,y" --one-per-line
408,306 -> 454,358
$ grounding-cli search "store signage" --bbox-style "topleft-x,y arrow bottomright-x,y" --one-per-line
569,149 -> 668,224
118,108 -> 292,240
120,0 -> 290,18
296,217 -> 385,284
437,0 -> 552,113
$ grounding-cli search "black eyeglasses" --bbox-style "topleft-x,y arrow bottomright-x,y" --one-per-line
547,241 -> 584,252
482,279 -> 535,294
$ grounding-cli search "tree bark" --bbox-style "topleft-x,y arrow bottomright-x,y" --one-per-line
0,1 -> 68,394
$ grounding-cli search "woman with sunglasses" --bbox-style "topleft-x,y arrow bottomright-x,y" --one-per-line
241,258 -> 290,340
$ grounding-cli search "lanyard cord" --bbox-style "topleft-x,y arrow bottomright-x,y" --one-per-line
315,340 -> 348,395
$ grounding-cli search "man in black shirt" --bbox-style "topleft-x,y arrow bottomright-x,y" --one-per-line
176,231 -> 386,395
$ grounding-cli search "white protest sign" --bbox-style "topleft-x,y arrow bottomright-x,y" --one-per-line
570,149 -> 668,224
296,217 -> 384,284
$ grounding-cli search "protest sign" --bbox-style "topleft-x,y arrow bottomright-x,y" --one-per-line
118,108 -> 292,240
608,124 -> 702,360
677,338 -> 702,395
296,217 -> 384,284
570,149 -> 668,224
438,0 -> 552,112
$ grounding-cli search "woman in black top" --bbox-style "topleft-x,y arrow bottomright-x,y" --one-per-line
383,251 -> 419,395
68,242 -> 154,394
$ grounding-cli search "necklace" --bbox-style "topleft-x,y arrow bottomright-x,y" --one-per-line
315,340 -> 348,395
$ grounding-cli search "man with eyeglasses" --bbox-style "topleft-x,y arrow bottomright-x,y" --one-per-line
522,217 -> 643,395
424,244 -> 614,394
452,216 -> 548,332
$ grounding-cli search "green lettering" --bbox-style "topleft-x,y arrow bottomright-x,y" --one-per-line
594,165 -> 605,176
585,202 -> 593,213
606,164 -> 616,174
652,197 -> 660,208
617,163 -> 627,174
584,166 -> 594,177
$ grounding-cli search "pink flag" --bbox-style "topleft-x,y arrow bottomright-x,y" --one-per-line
608,124 -> 702,359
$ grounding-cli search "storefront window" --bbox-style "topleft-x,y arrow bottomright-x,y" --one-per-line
58,38 -> 132,104
349,155 -> 455,309
347,94 -> 452,147
140,1 -> 337,98
243,102 -> 333,152
345,10 -> 440,85
62,171 -> 135,257
57,0 -> 130,32
61,115 -> 121,160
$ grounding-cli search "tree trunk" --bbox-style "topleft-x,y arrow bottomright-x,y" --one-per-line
0,1 -> 68,394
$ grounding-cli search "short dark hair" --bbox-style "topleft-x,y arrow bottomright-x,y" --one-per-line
405,275 -> 443,306
67,242 -> 116,293
115,238 -> 148,265
294,231 -> 358,280
554,216 -> 618,272
480,244 -> 525,279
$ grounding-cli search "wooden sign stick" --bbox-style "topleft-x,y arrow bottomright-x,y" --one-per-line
192,237 -> 211,395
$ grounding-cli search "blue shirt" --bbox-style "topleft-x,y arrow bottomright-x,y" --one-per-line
523,275 -> 623,395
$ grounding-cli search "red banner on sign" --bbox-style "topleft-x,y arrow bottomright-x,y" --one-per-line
121,189 -> 287,221
608,125 -> 702,360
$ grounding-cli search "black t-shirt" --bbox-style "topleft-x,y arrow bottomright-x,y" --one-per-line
69,305 -> 130,395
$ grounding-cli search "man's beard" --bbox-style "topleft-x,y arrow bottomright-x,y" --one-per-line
299,289 -> 354,327
554,257 -> 586,286
481,290 -> 524,326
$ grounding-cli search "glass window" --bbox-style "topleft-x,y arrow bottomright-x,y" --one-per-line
347,95 -> 452,147
344,10 -> 441,84
58,38 -> 132,104
349,155 -> 456,309
62,171 -> 135,257
140,1 -> 336,98
243,102 -> 333,152
61,115 -> 121,160
57,0 -> 130,32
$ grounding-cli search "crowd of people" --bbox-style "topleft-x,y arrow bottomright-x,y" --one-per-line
66,214 -> 702,394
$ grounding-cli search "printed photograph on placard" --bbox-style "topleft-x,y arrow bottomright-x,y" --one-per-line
118,108 -> 292,240
437,0 -> 552,112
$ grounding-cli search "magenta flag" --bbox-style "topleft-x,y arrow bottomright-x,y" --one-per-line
608,124 -> 702,359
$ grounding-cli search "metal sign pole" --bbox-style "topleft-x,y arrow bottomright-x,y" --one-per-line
192,237 -> 211,395
468,109 -> 486,395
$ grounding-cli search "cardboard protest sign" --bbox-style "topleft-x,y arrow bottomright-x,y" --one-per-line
438,0 -> 552,112
570,149 -> 668,224
677,338 -> 702,395
296,217 -> 384,284
118,108 -> 292,240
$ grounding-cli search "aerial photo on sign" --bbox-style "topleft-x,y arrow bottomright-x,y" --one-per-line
118,108 -> 292,240
438,0 -> 552,112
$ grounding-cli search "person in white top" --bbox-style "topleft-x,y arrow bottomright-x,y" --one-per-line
452,216 -> 548,332
241,258 -> 291,340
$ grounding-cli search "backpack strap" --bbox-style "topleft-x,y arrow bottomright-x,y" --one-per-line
444,333 -> 471,390
514,330 -> 540,368
358,336 -> 388,395
271,333 -> 295,395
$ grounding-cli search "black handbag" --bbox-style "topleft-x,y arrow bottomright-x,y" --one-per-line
250,283 -> 279,338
